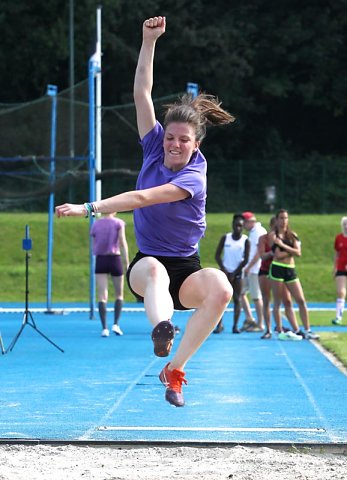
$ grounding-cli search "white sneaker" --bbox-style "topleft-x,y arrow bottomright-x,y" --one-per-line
101,328 -> 110,337
112,324 -> 123,336
305,330 -> 320,340
278,331 -> 303,341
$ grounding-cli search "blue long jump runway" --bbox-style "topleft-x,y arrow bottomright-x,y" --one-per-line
0,303 -> 346,444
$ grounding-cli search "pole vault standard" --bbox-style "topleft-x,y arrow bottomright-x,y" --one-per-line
88,6 -> 102,319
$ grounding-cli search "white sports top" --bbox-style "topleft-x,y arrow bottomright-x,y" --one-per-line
222,233 -> 248,272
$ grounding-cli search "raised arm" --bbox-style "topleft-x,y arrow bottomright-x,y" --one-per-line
133,16 -> 166,140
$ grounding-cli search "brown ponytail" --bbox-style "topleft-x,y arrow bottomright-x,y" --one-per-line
164,93 -> 235,142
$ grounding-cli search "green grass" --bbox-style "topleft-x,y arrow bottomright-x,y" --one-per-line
1,212 -> 346,367
318,332 -> 347,368
307,311 -> 335,326
0,212 -> 340,303
290,311 -> 347,369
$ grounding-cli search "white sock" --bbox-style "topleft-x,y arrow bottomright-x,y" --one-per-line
336,298 -> 345,319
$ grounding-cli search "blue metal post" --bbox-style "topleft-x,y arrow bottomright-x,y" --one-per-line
187,83 -> 199,251
88,56 -> 100,319
186,82 -> 199,98
46,84 -> 58,313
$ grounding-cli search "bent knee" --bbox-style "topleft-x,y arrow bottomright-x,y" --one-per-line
130,257 -> 169,294
282,299 -> 293,308
219,283 -> 233,305
262,298 -> 270,308
209,272 -> 233,306
146,261 -> 167,280
296,298 -> 306,307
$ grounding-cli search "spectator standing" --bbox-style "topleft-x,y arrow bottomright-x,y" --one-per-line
332,216 -> 347,325
90,213 -> 129,337
258,217 -> 302,341
241,211 -> 267,332
268,209 -> 319,340
214,214 -> 250,333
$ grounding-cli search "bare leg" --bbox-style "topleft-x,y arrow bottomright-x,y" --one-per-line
111,275 -> 124,324
213,318 -> 224,333
171,268 -> 233,370
129,257 -> 174,327
286,280 -> 310,330
271,279 -> 284,332
253,298 -> 264,329
232,278 -> 242,331
96,273 -> 109,303
335,276 -> 346,320
282,286 -> 299,331
241,292 -> 254,321
96,273 -> 109,330
259,275 -> 271,333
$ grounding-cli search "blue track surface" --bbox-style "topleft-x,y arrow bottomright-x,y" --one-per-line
0,303 -> 346,444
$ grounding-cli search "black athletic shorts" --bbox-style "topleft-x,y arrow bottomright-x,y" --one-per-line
126,251 -> 202,310
95,255 -> 123,277
269,261 -> 298,284
336,270 -> 347,277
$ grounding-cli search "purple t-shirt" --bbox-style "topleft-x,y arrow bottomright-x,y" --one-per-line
134,121 -> 206,256
90,217 -> 125,255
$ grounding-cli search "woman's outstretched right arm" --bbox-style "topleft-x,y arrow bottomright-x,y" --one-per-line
133,16 -> 166,140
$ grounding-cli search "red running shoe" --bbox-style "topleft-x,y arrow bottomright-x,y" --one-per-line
151,320 -> 175,357
159,362 -> 187,407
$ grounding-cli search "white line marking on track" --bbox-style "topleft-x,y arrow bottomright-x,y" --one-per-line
78,357 -> 159,441
97,426 -> 325,432
0,307 -> 337,313
278,342 -> 338,443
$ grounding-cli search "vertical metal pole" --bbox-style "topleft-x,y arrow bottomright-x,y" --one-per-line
89,59 -> 96,319
186,83 -> 199,250
95,6 -> 102,202
46,85 -> 58,313
69,0 -> 75,204
280,156 -> 284,207
238,158 -> 243,210
321,158 -> 326,214
88,8 -> 102,319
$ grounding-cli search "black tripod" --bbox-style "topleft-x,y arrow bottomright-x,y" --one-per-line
6,226 -> 64,353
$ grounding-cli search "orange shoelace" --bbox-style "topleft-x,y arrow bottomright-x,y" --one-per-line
168,369 -> 188,393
